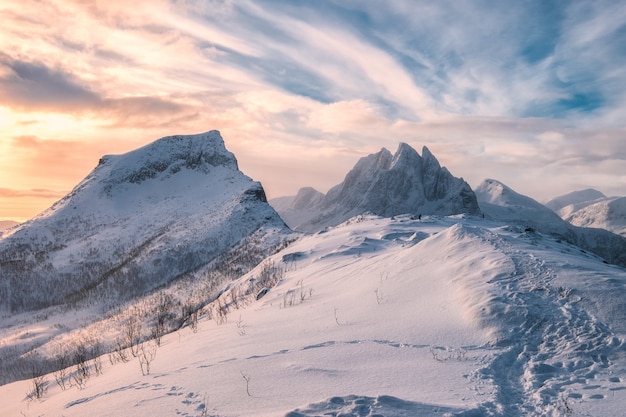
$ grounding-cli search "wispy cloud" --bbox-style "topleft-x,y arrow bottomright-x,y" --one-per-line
0,55 -> 100,111
0,188 -> 65,199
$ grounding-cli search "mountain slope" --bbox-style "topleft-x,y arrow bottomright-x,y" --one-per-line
0,130 -> 290,313
546,189 -> 626,238
272,143 -> 480,231
476,179 -> 626,267
545,188 -> 606,212
561,197 -> 626,237
2,215 -> 625,416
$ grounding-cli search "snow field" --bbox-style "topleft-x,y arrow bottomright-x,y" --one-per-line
2,215 -> 626,416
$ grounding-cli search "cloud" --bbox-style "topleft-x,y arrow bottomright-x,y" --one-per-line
0,55 -> 100,111
0,188 -> 65,199
1,0 -> 626,215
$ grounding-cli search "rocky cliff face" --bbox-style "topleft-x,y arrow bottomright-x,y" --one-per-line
0,130 -> 290,312
272,143 -> 480,232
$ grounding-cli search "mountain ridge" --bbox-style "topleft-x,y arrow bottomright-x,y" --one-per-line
476,178 -> 626,267
0,130 -> 290,313
272,143 -> 480,231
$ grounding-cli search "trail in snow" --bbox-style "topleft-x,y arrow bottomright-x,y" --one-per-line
3,217 -> 626,417
469,227 -> 623,416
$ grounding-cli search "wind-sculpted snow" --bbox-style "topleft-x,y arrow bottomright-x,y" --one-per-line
285,394 -> 466,416
1,215 -> 626,416
271,143 -> 480,231
0,130 -> 290,313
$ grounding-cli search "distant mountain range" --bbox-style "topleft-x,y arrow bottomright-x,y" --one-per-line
546,189 -> 626,238
271,144 -> 626,267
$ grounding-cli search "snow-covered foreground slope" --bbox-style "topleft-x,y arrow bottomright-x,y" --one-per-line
2,215 -> 625,417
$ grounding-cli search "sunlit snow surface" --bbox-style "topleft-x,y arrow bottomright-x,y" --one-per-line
2,215 -> 626,416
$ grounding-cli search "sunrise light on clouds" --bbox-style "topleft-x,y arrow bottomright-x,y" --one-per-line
1,0 -> 626,221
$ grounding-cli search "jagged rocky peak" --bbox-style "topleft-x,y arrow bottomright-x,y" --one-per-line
98,130 -> 238,186
273,143 -> 481,232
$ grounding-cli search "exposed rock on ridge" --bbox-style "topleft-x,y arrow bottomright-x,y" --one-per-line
273,143 -> 480,231
0,130 -> 290,312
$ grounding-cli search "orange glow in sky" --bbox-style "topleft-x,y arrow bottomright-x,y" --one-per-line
2,1 -> 626,222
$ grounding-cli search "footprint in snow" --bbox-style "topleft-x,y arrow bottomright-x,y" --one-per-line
284,395 -> 466,417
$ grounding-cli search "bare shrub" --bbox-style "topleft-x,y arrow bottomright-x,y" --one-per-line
26,357 -> 47,400
241,371 -> 251,396
124,315 -> 142,357
214,297 -> 229,325
374,288 -> 384,304
138,342 -> 157,376
151,293 -> 174,346
52,345 -> 71,390
112,339 -> 130,363
236,315 -> 246,336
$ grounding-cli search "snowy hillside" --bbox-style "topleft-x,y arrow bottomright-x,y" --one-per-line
271,144 -> 480,231
545,189 -> 626,238
560,197 -> 626,237
0,131 -> 293,385
545,189 -> 606,212
476,179 -> 626,267
0,130 -> 289,313
2,215 -> 625,416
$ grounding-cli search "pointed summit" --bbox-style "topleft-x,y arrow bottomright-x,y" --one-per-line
421,146 -> 440,170
273,143 -> 480,231
0,130 -> 290,312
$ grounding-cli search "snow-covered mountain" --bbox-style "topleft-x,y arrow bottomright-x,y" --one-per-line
271,143 -> 480,231
476,179 -> 626,267
269,187 -> 325,230
560,197 -> 626,237
476,179 -> 567,224
545,190 -> 626,238
545,188 -> 606,212
0,130 -> 290,313
2,214 -> 625,416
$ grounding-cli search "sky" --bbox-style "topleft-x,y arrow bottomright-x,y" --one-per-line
1,0 -> 626,222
